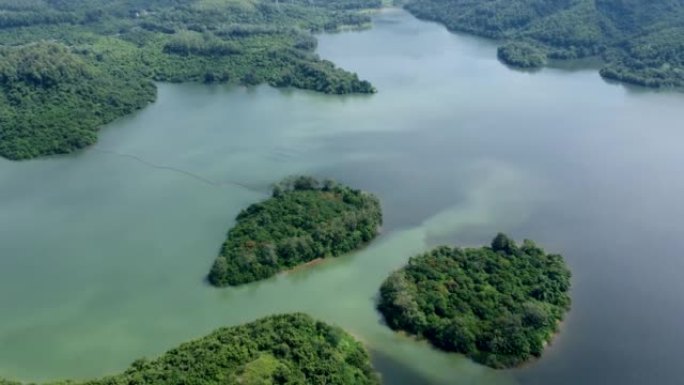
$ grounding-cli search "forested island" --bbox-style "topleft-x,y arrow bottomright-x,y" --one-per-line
0,313 -> 380,385
402,0 -> 684,89
0,0 -> 381,160
209,176 -> 382,286
377,234 -> 571,369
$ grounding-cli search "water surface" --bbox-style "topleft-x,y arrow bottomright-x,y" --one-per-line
1,9 -> 684,385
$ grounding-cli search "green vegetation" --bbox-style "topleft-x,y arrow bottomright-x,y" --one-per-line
0,0 -> 381,160
377,234 -> 571,369
402,0 -> 684,89
209,176 -> 382,286
0,42 -> 156,160
0,313 -> 380,385
497,42 -> 546,69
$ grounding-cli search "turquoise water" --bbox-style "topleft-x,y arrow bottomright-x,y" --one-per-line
2,9 -> 684,385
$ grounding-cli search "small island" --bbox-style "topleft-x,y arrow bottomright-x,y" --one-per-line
0,313 -> 380,385
209,176 -> 382,287
377,234 -> 571,369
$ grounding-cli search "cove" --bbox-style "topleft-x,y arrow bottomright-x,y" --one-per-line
1,8 -> 684,385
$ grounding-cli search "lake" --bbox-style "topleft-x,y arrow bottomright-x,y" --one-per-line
1,8 -> 684,385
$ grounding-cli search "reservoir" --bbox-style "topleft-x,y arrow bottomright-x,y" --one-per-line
1,8 -> 683,385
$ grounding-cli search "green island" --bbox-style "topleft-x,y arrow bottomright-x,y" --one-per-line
209,176 -> 383,287
377,234 -> 571,369
0,0 -> 381,160
401,0 -> 684,89
0,313 -> 380,385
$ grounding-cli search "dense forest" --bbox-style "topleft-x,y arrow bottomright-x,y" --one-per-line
0,0 -> 381,160
0,42 -> 156,160
377,234 -> 571,369
402,0 -> 684,89
209,176 -> 382,286
0,313 -> 380,385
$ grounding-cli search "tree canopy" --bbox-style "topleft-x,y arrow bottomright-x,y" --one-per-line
0,0 -> 380,160
209,176 -> 383,286
0,42 -> 156,160
497,42 -> 547,69
403,0 -> 684,89
0,313 -> 380,385
377,234 -> 571,369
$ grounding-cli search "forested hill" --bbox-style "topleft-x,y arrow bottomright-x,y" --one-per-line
0,0 -> 381,160
0,313 -> 381,385
402,0 -> 684,89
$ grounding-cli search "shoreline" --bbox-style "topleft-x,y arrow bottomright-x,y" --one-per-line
378,315 -> 567,370
285,258 -> 326,273
283,227 -> 384,276
513,319 -> 566,370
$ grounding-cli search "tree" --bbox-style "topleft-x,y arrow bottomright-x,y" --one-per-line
491,233 -> 516,253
